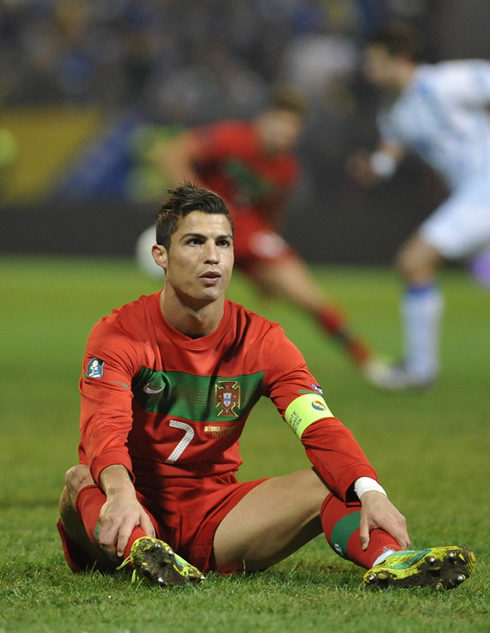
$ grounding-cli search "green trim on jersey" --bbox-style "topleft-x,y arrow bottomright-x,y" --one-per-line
132,367 -> 264,422
285,394 -> 334,439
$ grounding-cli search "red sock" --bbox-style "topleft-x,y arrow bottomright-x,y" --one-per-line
76,484 -> 146,561
315,306 -> 371,366
321,493 -> 401,569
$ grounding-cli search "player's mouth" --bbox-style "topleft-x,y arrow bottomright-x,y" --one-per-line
200,270 -> 222,285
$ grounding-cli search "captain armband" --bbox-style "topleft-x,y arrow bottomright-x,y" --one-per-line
370,150 -> 397,178
284,394 -> 334,440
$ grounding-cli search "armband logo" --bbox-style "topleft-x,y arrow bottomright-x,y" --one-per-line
312,399 -> 328,411
84,357 -> 104,379
215,380 -> 240,417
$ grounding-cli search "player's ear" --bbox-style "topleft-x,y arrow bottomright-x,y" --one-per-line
152,244 -> 168,273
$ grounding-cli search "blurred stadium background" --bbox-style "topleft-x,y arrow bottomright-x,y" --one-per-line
1,6 -> 490,628
1,0 -> 490,265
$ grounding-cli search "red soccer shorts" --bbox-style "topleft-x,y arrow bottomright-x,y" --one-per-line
58,472 -> 268,574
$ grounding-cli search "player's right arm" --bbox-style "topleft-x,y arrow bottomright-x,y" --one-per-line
97,464 -> 155,560
79,311 -> 156,559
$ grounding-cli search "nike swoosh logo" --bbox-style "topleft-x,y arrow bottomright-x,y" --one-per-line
144,384 -> 165,394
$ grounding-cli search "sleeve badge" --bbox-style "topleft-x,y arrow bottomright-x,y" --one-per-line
84,357 -> 105,379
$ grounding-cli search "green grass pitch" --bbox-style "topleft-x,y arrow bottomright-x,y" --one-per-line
0,255 -> 489,633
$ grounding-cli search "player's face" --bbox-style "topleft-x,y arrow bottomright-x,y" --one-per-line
364,45 -> 400,88
156,211 -> 234,308
259,110 -> 303,153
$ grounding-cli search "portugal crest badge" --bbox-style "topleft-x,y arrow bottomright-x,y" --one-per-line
215,380 -> 240,418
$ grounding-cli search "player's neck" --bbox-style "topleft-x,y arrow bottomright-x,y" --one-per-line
159,289 -> 225,338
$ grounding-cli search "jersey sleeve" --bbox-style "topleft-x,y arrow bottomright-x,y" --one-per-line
79,317 -> 141,485
262,325 -> 379,501
435,60 -> 490,107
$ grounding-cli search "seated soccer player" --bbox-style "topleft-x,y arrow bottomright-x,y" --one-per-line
58,183 -> 475,590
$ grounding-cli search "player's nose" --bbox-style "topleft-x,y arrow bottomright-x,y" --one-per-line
204,242 -> 219,263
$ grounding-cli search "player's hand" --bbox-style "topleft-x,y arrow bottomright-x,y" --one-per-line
98,465 -> 155,560
359,491 -> 410,551
97,493 -> 155,561
346,150 -> 380,187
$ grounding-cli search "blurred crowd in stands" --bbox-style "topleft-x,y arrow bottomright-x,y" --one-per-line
0,0 -> 437,123
0,0 -> 444,203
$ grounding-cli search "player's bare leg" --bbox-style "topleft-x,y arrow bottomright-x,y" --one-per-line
213,467 -> 476,590
252,258 -> 375,368
213,468 -> 327,571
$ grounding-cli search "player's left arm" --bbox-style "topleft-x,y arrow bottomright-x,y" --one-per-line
264,329 -> 411,548
264,328 -> 379,500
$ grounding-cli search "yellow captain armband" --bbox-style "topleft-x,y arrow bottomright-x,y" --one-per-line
285,394 -> 334,439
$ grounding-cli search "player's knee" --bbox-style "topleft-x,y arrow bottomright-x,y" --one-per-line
395,235 -> 441,283
395,247 -> 423,282
395,247 -> 410,276
64,464 -> 93,498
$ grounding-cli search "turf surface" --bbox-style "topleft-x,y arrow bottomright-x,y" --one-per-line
0,256 -> 488,632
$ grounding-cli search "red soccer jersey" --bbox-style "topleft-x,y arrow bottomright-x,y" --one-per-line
190,121 -> 299,221
79,294 -> 377,500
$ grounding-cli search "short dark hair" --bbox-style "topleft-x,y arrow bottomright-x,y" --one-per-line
367,22 -> 425,62
156,182 -> 234,249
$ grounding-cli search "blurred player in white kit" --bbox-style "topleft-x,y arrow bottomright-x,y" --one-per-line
350,23 -> 490,390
